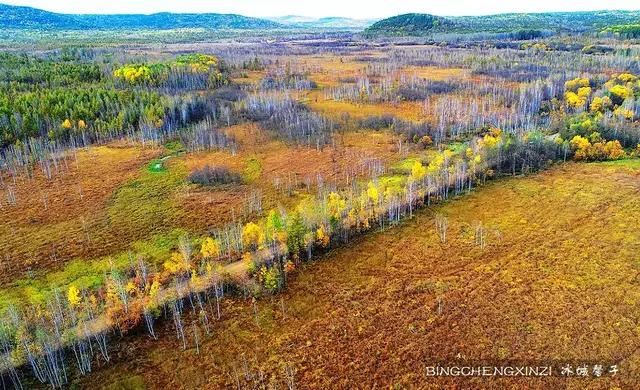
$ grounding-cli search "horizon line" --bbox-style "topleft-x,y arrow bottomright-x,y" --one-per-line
2,2 -> 640,20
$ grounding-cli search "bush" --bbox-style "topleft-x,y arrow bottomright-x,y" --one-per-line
188,165 -> 242,186
398,80 -> 458,101
581,45 -> 614,55
512,29 -> 544,40
211,86 -> 246,102
359,115 -> 396,129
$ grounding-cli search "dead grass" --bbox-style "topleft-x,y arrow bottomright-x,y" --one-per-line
75,160 -> 640,389
304,90 -> 429,123
0,144 -> 161,283
177,123 -> 408,230
404,65 -> 469,81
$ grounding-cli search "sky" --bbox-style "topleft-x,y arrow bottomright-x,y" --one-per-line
4,0 -> 640,19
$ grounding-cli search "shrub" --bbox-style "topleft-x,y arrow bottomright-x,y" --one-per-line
211,86 -> 245,102
188,165 -> 242,186
359,115 -> 396,130
513,29 -> 544,40
398,81 -> 457,101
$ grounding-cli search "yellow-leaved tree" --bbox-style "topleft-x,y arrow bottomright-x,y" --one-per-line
68,285 -> 81,308
327,192 -> 346,224
366,181 -> 379,204
201,237 -> 221,258
242,222 -> 264,250
164,252 -> 186,274
410,160 -> 427,182
316,225 -> 330,247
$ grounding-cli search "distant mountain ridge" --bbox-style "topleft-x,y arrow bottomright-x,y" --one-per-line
365,10 -> 640,36
4,3 -> 640,34
268,15 -> 377,29
0,3 -> 283,30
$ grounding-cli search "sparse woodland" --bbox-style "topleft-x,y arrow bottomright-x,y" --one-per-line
0,24 -> 640,389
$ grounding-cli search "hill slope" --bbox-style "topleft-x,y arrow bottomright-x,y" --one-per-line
0,3 -> 76,29
365,13 -> 450,36
365,10 -> 640,36
0,3 -> 282,30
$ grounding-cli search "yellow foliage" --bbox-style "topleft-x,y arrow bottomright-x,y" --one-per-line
366,181 -> 379,204
163,252 -> 186,274
443,149 -> 455,159
242,222 -> 264,249
61,119 -> 73,130
190,63 -> 209,73
570,135 -> 590,151
609,84 -> 631,101
613,107 -> 634,120
149,276 -> 160,301
577,86 -> 591,99
242,251 -> 253,263
564,77 -> 590,92
201,237 -> 221,258
410,160 -> 427,181
617,73 -> 638,83
105,281 -> 120,309
590,96 -> 603,113
113,65 -> 152,84
427,153 -> 445,174
67,285 -> 81,308
327,192 -> 346,220
564,91 -> 586,109
570,135 -> 625,161
480,133 -> 500,149
383,184 -> 401,201
316,225 -> 330,247
77,120 -> 87,129
125,281 -> 137,295
604,140 -> 626,160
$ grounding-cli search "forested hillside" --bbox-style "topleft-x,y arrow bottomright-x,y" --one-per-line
0,3 -> 282,30
365,10 -> 640,36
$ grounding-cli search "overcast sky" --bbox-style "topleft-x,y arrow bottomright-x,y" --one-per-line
4,0 -> 640,19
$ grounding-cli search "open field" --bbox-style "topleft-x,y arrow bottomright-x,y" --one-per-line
0,145 -> 162,283
60,160 -> 640,389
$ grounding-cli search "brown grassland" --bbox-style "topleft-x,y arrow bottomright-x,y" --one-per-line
0,145 -> 162,283
68,159 -> 640,389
